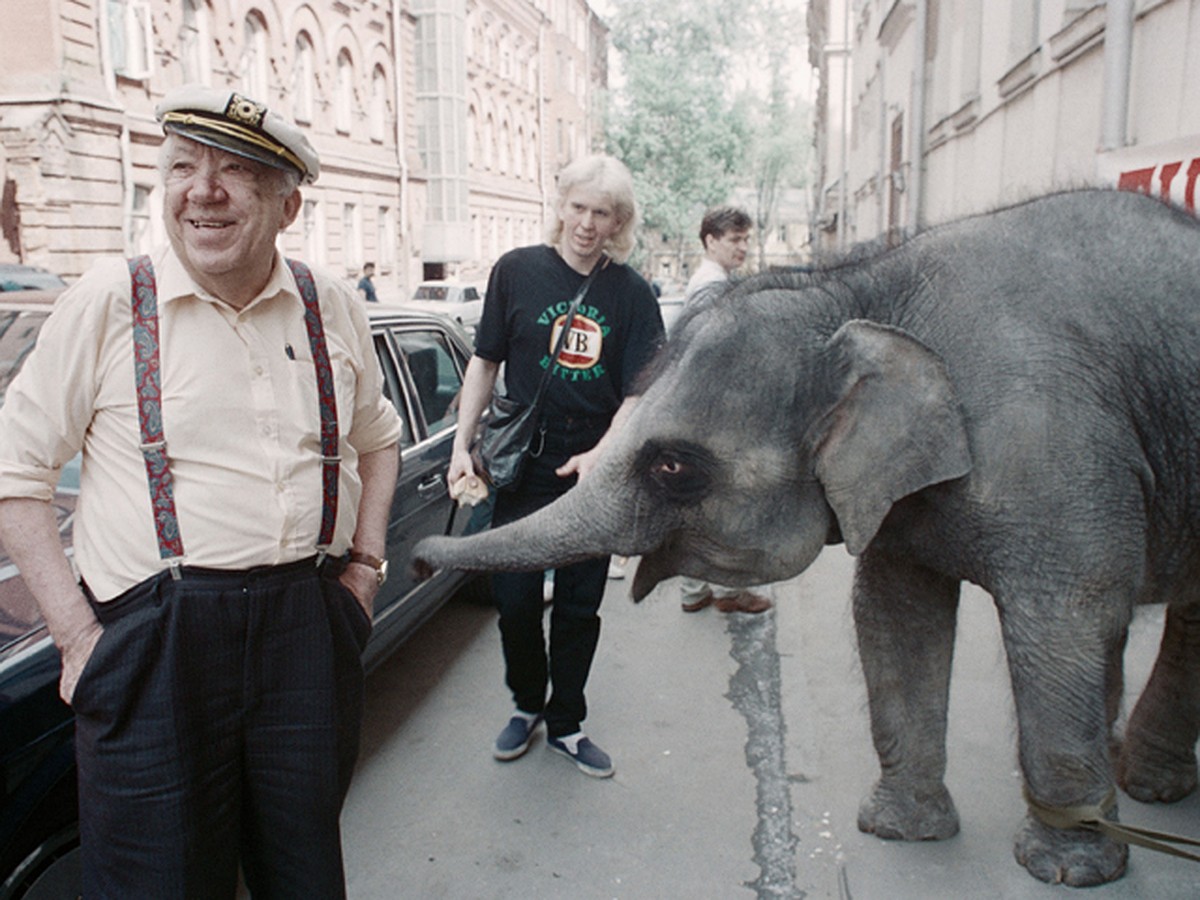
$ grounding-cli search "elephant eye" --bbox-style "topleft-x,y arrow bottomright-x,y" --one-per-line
636,442 -> 713,505
654,458 -> 686,476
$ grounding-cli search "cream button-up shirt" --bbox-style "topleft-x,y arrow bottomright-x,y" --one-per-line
0,246 -> 402,601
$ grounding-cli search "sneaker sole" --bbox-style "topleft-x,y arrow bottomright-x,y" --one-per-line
548,741 -> 614,778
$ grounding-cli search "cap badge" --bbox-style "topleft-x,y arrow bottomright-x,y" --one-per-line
225,94 -> 267,128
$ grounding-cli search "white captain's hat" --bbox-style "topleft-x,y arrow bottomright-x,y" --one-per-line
155,85 -> 319,184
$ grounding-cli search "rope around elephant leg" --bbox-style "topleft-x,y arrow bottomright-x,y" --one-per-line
1024,787 -> 1200,863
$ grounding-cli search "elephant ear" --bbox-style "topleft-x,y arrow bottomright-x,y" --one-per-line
810,320 -> 971,555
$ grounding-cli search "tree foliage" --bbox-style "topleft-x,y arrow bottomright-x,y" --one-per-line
603,0 -> 810,271
603,0 -> 750,268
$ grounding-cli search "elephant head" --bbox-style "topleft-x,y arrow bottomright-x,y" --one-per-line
413,284 -> 973,599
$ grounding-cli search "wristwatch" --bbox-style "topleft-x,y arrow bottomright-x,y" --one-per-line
348,550 -> 389,586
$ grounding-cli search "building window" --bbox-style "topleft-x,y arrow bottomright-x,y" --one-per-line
180,0 -> 211,85
370,65 -> 389,143
303,199 -> 326,265
499,120 -> 511,174
240,13 -> 269,100
343,203 -> 361,269
336,51 -> 355,134
1009,0 -> 1040,61
293,33 -> 316,124
128,184 -> 158,255
467,106 -> 478,168
484,115 -> 495,170
107,0 -> 154,80
378,206 -> 396,269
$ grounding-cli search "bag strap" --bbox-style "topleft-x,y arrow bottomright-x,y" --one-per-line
529,254 -> 608,413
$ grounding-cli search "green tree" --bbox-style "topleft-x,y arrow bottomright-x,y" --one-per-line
603,0 -> 811,275
741,1 -> 811,269
604,0 -> 751,273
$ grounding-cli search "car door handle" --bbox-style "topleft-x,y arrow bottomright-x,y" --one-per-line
417,474 -> 446,498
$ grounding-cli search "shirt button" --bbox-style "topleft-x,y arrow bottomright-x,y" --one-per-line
254,365 -> 264,376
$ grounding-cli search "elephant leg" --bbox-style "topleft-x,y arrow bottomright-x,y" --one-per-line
1001,600 -> 1130,886
1118,602 -> 1200,802
853,552 -> 961,841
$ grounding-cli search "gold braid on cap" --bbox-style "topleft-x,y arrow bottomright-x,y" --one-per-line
160,110 -> 307,177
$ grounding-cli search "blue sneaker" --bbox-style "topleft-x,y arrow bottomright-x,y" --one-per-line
547,732 -> 614,778
493,712 -> 542,761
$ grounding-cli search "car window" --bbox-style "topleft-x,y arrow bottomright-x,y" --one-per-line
413,285 -> 450,301
392,328 -> 463,436
372,334 -> 416,449
463,287 -> 480,301
0,309 -> 51,403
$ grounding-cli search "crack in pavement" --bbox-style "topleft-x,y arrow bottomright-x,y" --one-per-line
726,607 -> 805,899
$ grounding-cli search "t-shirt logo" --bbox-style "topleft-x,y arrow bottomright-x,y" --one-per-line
550,314 -> 603,370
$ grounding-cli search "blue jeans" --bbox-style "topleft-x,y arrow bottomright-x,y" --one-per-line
490,453 -> 610,738
75,556 -> 369,899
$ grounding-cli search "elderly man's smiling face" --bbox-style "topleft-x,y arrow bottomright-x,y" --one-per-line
162,134 -> 301,308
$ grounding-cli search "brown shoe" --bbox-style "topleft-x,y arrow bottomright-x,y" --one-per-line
715,592 -> 772,614
681,590 -> 716,613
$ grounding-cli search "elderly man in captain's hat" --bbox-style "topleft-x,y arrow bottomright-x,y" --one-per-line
0,84 -> 401,898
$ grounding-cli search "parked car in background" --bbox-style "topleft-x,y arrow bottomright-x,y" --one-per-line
0,296 -> 488,898
0,266 -> 66,293
404,281 -> 484,340
658,290 -> 686,333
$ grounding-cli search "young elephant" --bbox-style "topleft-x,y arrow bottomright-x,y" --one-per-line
414,190 -> 1200,886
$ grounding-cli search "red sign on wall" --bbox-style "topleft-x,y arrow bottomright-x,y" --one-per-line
1099,135 -> 1200,213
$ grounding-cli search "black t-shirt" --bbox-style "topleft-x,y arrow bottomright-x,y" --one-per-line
476,245 -> 664,436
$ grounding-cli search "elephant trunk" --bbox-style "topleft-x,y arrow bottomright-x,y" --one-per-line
412,471 -> 669,577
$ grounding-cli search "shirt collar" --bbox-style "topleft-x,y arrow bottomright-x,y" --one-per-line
153,245 -> 301,313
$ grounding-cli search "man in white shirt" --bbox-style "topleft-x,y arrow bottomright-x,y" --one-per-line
0,85 -> 400,898
679,206 -> 772,614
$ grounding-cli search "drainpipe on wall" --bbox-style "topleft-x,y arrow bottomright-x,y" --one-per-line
392,0 -> 410,293
538,20 -> 548,222
837,0 -> 850,252
1101,0 -> 1134,151
906,0 -> 927,237
878,58 -> 888,237
96,0 -> 134,257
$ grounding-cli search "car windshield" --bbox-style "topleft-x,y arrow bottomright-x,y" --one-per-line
0,308 -> 50,404
0,265 -> 67,292
413,285 -> 452,301
0,308 -> 71,652
412,285 -> 480,302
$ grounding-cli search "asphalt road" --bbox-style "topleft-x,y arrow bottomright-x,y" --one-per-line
342,546 -> 1200,899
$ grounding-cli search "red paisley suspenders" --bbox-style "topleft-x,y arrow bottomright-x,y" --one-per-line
127,256 -> 340,577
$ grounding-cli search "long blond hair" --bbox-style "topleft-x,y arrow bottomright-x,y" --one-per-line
545,154 -> 639,263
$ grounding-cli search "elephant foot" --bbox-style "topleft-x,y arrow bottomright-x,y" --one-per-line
1013,815 -> 1127,886
857,779 -> 959,841
1116,738 -> 1198,803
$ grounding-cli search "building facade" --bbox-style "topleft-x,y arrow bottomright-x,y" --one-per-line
0,0 -> 606,299
808,0 -> 1200,255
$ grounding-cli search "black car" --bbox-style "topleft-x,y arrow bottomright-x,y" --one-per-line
0,266 -> 67,294
0,297 -> 488,898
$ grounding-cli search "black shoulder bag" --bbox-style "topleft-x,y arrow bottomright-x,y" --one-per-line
477,256 -> 606,489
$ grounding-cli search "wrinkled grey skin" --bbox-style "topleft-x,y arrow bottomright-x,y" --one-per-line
414,190 -> 1200,886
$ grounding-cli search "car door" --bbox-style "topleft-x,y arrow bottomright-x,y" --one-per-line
365,317 -> 472,665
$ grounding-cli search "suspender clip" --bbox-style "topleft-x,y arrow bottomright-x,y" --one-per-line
140,440 -> 167,455
166,557 -> 184,580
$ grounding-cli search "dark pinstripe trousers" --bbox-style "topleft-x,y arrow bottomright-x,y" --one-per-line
74,557 -> 370,899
